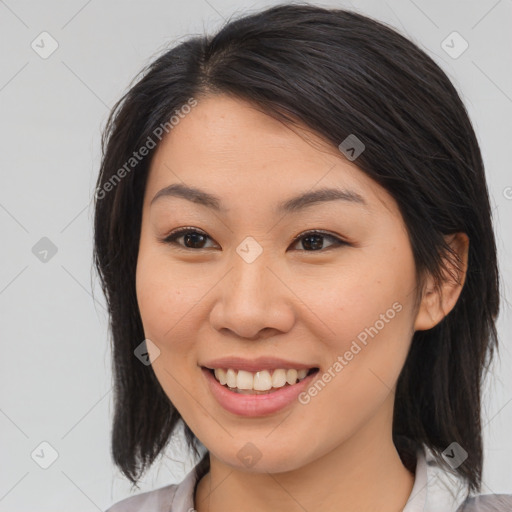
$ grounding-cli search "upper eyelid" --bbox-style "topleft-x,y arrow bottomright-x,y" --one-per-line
290,229 -> 342,241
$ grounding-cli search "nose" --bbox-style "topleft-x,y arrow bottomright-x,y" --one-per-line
209,249 -> 296,340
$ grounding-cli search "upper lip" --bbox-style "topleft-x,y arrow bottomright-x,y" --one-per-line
201,356 -> 318,373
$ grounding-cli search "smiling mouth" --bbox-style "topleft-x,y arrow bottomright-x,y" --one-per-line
204,367 -> 319,394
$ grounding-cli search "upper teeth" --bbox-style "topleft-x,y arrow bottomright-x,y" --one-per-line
213,368 -> 309,391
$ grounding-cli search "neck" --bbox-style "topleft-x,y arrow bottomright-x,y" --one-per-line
194,417 -> 415,512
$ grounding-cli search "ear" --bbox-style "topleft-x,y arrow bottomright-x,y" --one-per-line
414,233 -> 469,331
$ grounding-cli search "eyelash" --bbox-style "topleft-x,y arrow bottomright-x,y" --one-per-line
160,227 -> 348,252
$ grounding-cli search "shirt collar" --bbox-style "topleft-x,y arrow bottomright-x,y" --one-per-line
403,444 -> 468,512
173,444 -> 469,512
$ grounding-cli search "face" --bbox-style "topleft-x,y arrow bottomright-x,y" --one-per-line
136,94 -> 422,473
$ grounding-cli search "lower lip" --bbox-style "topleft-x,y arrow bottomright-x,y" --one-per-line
201,367 -> 318,417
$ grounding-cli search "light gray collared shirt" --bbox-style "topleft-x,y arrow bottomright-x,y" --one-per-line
105,445 -> 512,511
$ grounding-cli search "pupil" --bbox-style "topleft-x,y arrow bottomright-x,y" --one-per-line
303,234 -> 323,251
184,232 -> 206,248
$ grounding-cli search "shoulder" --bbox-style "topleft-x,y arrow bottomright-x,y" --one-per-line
457,494 -> 512,511
104,460 -> 204,512
105,483 -> 179,512
405,441 -> 512,512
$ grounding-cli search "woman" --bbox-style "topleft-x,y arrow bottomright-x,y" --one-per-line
94,4 -> 512,511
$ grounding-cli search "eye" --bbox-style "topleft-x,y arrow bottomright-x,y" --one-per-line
289,230 -> 347,252
161,227 -> 347,252
161,227 -> 218,250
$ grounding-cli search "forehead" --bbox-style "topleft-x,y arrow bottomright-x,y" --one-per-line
152,94 -> 339,171
145,94 -> 393,215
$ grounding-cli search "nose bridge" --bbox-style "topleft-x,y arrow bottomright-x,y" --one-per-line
228,235 -> 275,307
210,235 -> 294,338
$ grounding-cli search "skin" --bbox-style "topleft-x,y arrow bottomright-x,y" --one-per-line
135,94 -> 468,512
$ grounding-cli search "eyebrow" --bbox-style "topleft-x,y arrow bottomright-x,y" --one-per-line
150,183 -> 367,213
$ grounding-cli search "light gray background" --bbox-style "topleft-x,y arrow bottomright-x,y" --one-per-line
1,0 -> 511,510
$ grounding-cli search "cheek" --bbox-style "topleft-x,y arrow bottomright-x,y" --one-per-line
298,247 -> 416,353
135,249 -> 205,412
135,246 -> 204,345
298,242 -> 417,403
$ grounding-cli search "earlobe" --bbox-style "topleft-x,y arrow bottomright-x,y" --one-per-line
414,232 -> 469,332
